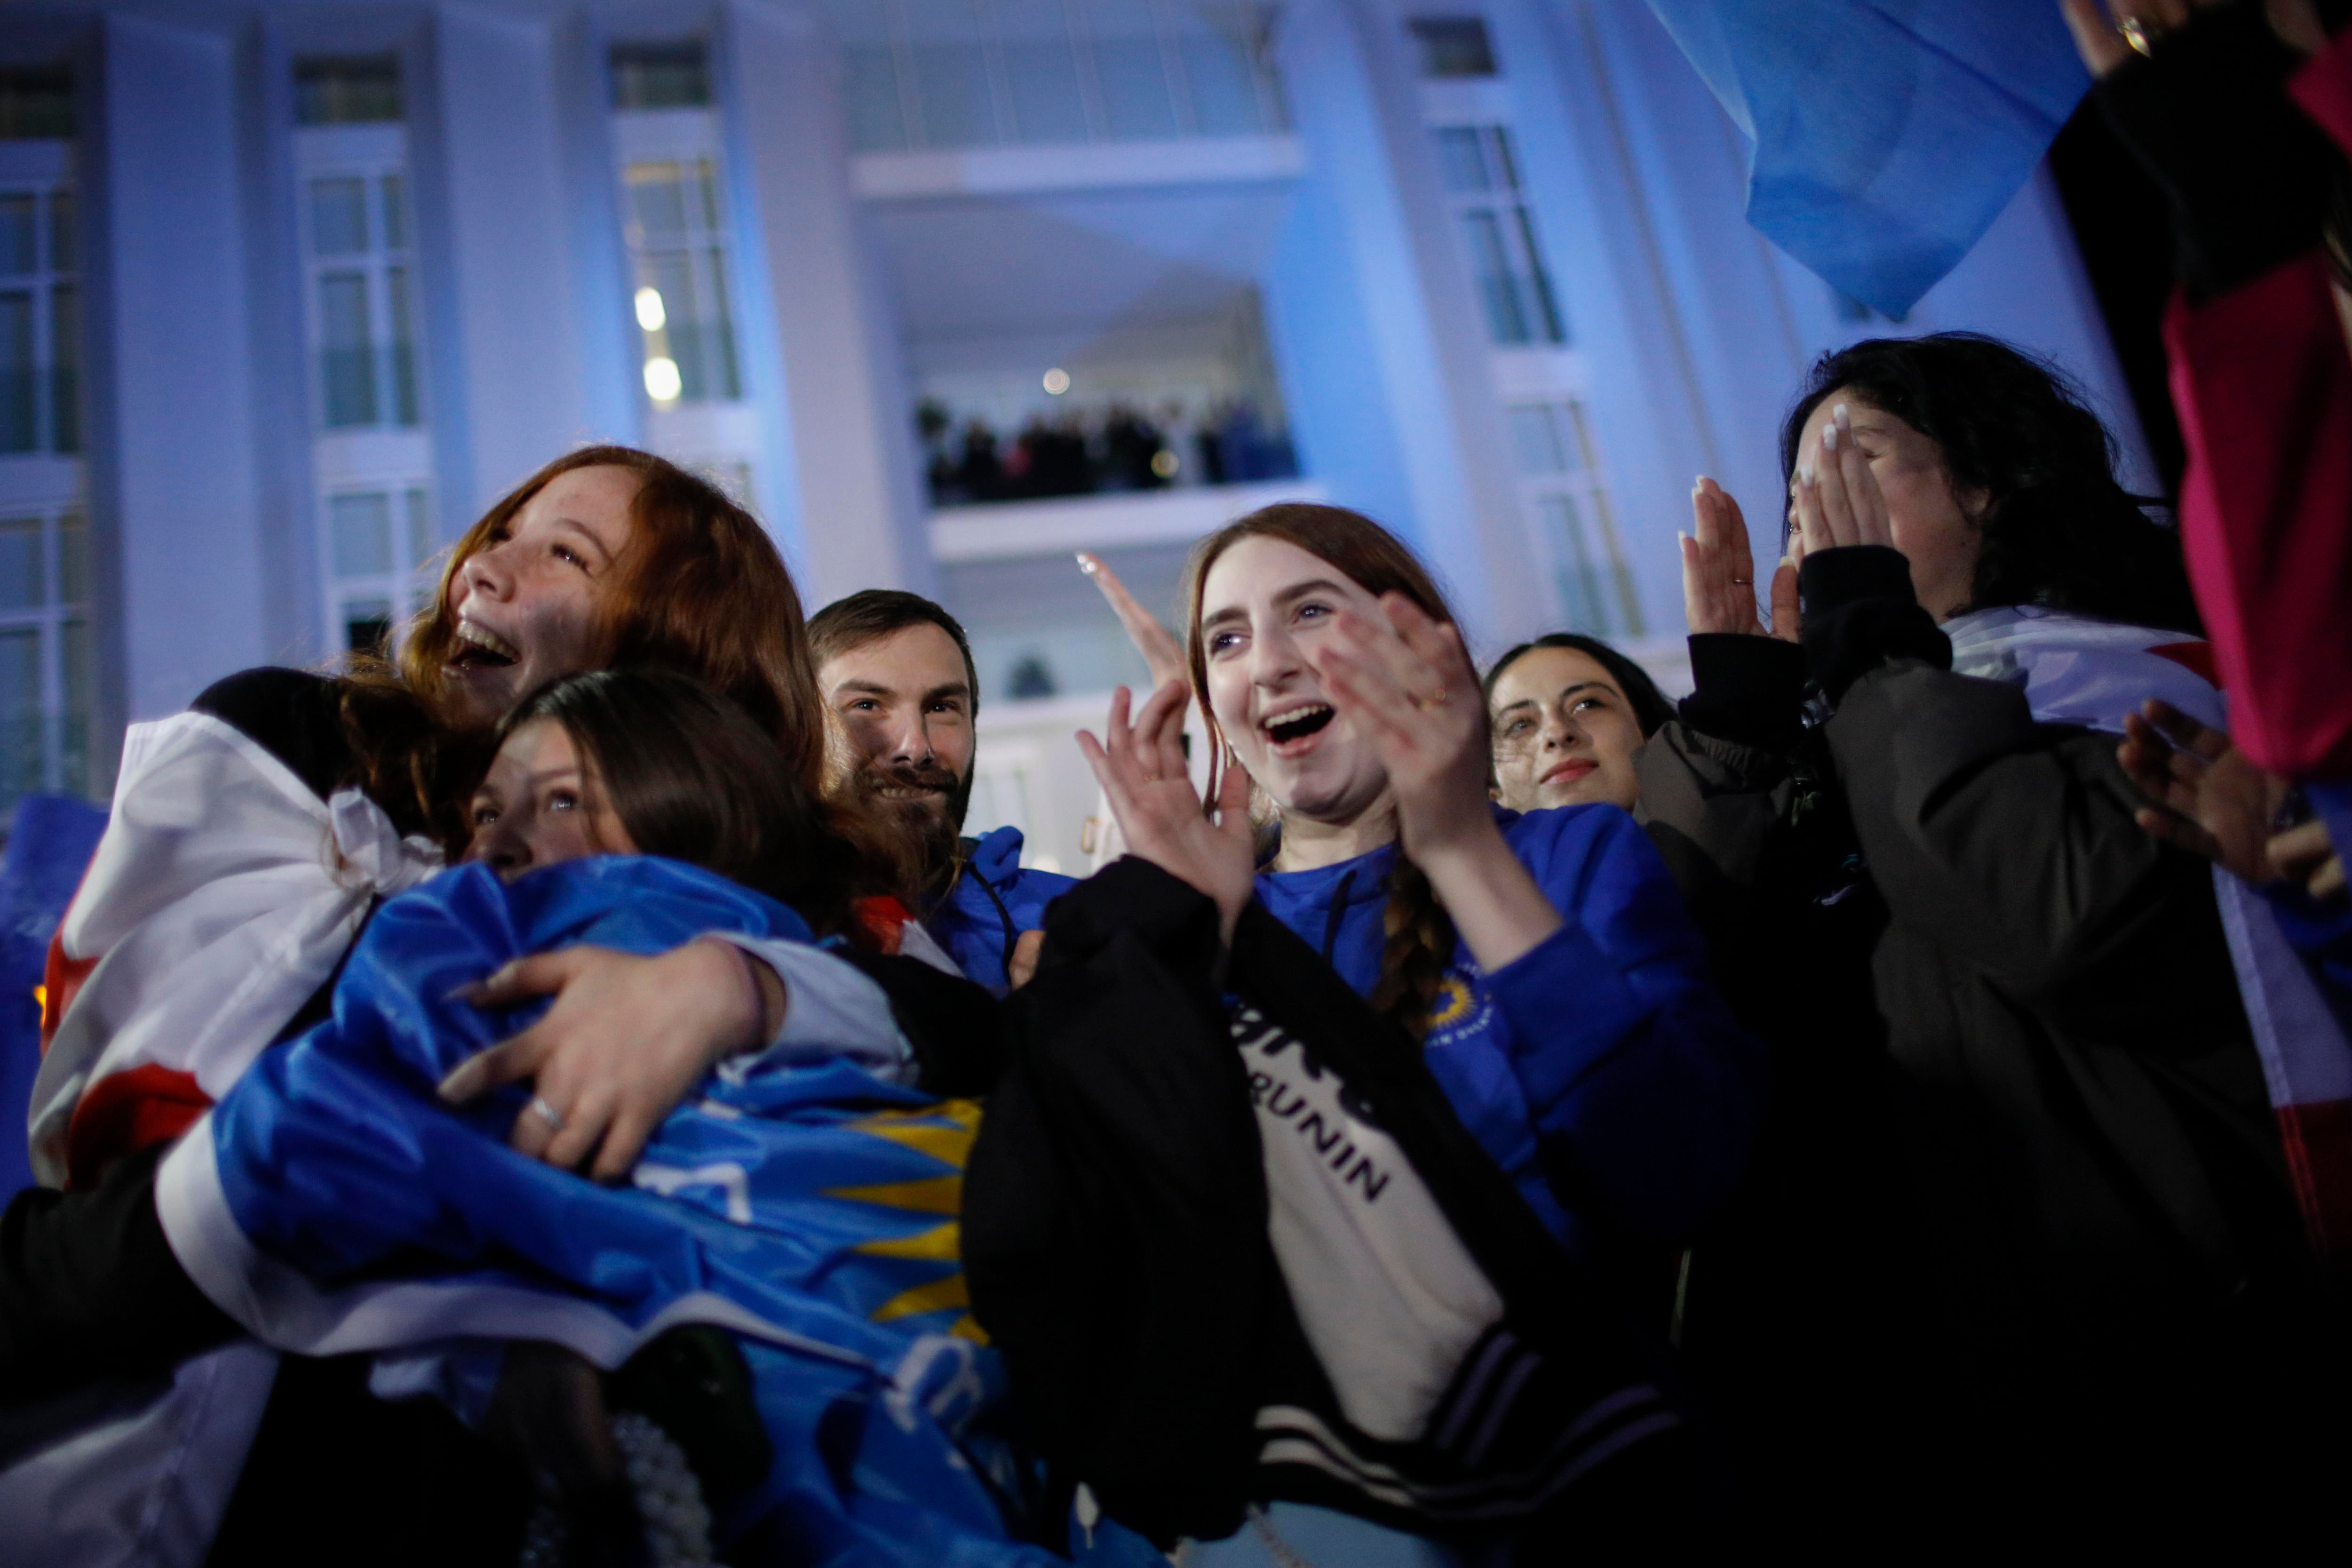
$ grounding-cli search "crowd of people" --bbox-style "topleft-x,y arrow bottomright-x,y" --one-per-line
1,1 -> 2349,1562
920,398 -> 1298,507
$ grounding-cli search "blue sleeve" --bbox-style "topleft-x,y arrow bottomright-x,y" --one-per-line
1484,806 -> 1768,1247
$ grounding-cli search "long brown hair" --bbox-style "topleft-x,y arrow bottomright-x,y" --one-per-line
494,669 -> 898,941
1183,503 -> 1463,1042
341,446 -> 824,848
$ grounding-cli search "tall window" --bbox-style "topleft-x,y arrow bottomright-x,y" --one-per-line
0,170 -> 76,456
323,486 -> 436,655
1507,400 -> 1640,638
621,158 -> 740,406
294,56 -> 434,662
303,168 -> 419,428
1409,16 -> 1499,79
610,42 -> 759,504
0,69 -> 92,808
1432,125 -> 1564,347
0,506 -> 91,806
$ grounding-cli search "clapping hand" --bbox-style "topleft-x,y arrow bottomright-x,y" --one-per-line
1307,594 -> 1490,861
1078,678 -> 1255,941
1681,477 -> 1800,639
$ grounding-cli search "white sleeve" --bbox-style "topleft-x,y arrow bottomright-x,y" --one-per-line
707,933 -> 913,1082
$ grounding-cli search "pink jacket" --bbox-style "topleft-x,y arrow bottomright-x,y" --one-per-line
2164,30 -> 2352,780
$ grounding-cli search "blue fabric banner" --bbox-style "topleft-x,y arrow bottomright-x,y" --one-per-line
205,855 -> 1062,1565
1644,0 -> 2091,316
0,795 -> 107,1196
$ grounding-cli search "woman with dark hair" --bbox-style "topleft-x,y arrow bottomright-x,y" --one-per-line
143,668 -> 1029,1567
1056,503 -> 1762,1563
0,448 -> 913,1564
1648,333 -> 2343,1539
1483,632 -> 1674,814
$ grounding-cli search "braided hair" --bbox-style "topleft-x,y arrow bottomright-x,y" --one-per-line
1183,504 -> 1463,1043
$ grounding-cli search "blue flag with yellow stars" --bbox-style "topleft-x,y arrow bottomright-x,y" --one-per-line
175,856 -> 1061,1566
1643,0 -> 2090,316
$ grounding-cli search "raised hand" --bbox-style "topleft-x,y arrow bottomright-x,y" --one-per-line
438,938 -> 779,1181
1077,678 -> 1256,939
1681,477 -> 1799,640
1307,594 -> 1489,859
1310,592 -> 1565,972
1079,552 -> 1189,694
1791,402 -> 1896,558
2118,699 -> 2287,883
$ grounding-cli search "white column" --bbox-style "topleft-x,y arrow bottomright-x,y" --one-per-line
722,0 -> 933,606
95,14 -> 269,720
425,4 -> 598,513
1263,0 -> 1544,654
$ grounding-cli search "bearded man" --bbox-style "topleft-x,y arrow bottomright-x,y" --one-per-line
809,590 -> 1075,990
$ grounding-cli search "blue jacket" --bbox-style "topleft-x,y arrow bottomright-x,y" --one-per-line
927,825 -> 1077,990
1250,803 -> 1765,1257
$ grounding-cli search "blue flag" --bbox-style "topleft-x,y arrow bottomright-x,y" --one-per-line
0,795 -> 107,1196
1645,0 -> 2090,316
177,855 -> 1063,1565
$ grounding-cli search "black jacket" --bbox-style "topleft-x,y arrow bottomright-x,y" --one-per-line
1638,550 -> 2340,1531
965,856 -> 1693,1551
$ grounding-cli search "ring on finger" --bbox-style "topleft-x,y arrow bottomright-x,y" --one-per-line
527,1094 -> 565,1131
1410,686 -> 1448,713
1730,576 -> 1752,586
2116,15 -> 2159,55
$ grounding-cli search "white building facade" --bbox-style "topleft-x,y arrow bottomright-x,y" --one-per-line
0,0 -> 2141,869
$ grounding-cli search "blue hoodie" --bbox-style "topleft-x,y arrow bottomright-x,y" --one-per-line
1251,803 -> 1765,1257
926,824 -> 1078,990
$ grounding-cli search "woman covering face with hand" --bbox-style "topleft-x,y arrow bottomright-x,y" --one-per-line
1069,503 -> 1763,1564
1645,333 -> 2345,1544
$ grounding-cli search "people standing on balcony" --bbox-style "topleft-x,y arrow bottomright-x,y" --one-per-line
810,589 -> 1075,992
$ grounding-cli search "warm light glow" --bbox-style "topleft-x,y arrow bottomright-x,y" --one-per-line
1041,367 -> 1071,396
643,357 -> 683,402
634,287 -> 667,332
1151,448 -> 1179,479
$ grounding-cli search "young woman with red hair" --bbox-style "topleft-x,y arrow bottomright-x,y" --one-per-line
0,446 -> 909,1561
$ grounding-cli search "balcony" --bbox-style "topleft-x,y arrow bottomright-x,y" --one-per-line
929,474 -> 1319,563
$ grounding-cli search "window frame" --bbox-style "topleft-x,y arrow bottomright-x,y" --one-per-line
1430,122 -> 1566,348
0,165 -> 79,457
0,502 -> 91,804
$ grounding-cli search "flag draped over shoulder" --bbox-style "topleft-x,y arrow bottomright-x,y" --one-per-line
1643,0 -> 2090,316
155,855 -> 1059,1567
1945,605 -> 2352,1258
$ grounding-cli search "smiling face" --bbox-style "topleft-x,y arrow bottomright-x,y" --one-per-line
818,621 -> 976,862
439,464 -> 641,729
1790,393 -> 1985,622
464,717 -> 637,878
1199,534 -> 1395,828
1488,645 -> 1645,813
